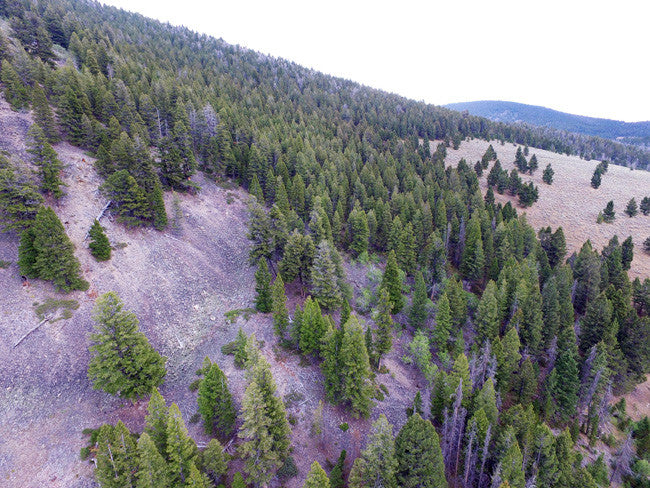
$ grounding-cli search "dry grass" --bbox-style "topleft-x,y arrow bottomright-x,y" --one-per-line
438,138 -> 650,280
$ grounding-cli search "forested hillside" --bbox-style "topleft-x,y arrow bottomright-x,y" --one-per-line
446,101 -> 650,150
1,1 -> 650,488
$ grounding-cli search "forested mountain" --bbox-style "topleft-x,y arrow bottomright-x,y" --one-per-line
446,100 -> 650,151
1,1 -> 650,488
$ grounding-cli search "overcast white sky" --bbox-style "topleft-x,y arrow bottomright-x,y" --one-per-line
100,0 -> 650,122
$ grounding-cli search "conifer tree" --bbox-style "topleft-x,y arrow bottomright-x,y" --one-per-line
475,280 -> 499,344
474,377 -> 498,425
499,436 -> 525,488
460,213 -> 485,284
552,323 -> 580,421
136,432 -> 170,488
304,461 -> 331,488
621,236 -> 634,271
446,276 -> 468,327
0,157 -> 43,232
495,327 -> 521,395
280,230 -> 315,286
641,196 -> 650,216
88,292 -> 166,399
310,240 -> 344,310
409,271 -> 429,329
184,464 -> 212,488
394,414 -> 447,488
602,200 -> 615,223
89,220 -> 111,261
625,198 -> 638,217
432,293 -> 452,358
271,274 -> 289,337
254,259 -> 273,312
381,250 -> 404,313
299,297 -> 328,356
94,421 -> 138,488
1,60 -> 29,110
348,415 -> 397,488
101,170 -> 152,226
166,403 -> 198,488
348,206 -> 369,257
145,388 -> 169,455
31,85 -> 59,142
329,450 -> 347,488
321,325 -> 342,401
238,337 -> 291,485
374,288 -> 394,367
27,124 -> 64,198
542,163 -> 554,184
202,438 -> 229,483
197,359 -> 236,440
18,206 -> 88,291
339,315 -> 373,417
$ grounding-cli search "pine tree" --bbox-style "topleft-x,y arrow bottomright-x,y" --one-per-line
625,198 -> 638,217
374,288 -> 394,367
321,325 -> 342,401
348,206 -> 369,257
197,359 -> 236,440
27,124 -> 64,198
18,206 -> 88,291
304,461 -> 331,488
145,388 -> 169,455
202,438 -> 229,483
409,271 -> 429,329
591,169 -> 602,189
271,275 -> 289,337
299,297 -> 328,356
88,292 -> 166,399
136,432 -> 170,488
499,437 -> 525,488
31,85 -> 59,143
310,240 -> 344,310
1,60 -> 29,110
0,157 -> 43,232
513,357 -> 537,406
579,292 -> 613,353
101,170 -> 152,227
460,213 -> 485,284
621,236 -> 634,271
89,220 -> 111,261
254,259 -> 273,312
640,196 -> 650,216
184,464 -> 212,488
329,450 -> 347,488
528,154 -> 538,174
495,327 -> 521,395
542,164 -> 554,184
94,421 -> 138,488
552,323 -> 580,421
446,276 -> 467,328
394,414 -> 447,488
238,338 -> 291,485
280,229 -> 315,286
602,200 -> 615,223
474,377 -> 498,425
381,250 -> 404,313
348,415 -> 397,488
166,403 -> 198,488
432,293 -> 452,361
339,315 -> 373,417
475,280 -> 499,344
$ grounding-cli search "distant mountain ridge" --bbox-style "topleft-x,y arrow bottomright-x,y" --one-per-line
445,100 -> 650,145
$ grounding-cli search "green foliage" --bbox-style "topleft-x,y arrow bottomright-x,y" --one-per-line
89,220 -> 111,261
27,124 -> 64,198
88,292 -> 166,399
310,240 -> 347,310
31,85 -> 60,143
197,358 -> 236,440
33,297 -> 79,321
18,206 -> 88,291
298,296 -> 328,356
394,414 -> 447,488
101,170 -> 152,227
373,288 -> 394,367
94,421 -> 137,488
136,431 -> 170,488
625,197 -> 638,217
640,196 -> 650,216
338,315 -> 374,417
381,250 -> 404,313
254,259 -> 272,312
602,200 -> 615,222
542,163 -> 554,184
1,60 -> 29,110
329,450 -> 347,488
348,415 -> 397,488
271,274 -> 289,337
166,403 -> 199,487
409,271 -> 429,329
202,438 -> 229,483
0,157 -> 43,232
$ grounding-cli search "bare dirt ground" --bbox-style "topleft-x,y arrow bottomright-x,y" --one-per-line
0,99 -> 423,488
438,138 -> 650,280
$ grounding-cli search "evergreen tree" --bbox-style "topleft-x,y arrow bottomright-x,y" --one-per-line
460,213 -> 485,284
280,230 -> 315,286
625,198 -> 638,217
329,450 -> 347,488
31,85 -> 59,143
0,157 -> 43,232
495,327 -> 521,395
101,170 -> 152,226
528,154 -> 538,174
499,437 -> 525,488
18,206 -> 88,291
304,461 -> 330,488
409,271 -> 429,329
348,415 -> 397,488
238,338 -> 291,485
95,421 -> 138,488
552,323 -> 580,421
1,60 -> 29,110
446,276 -> 468,328
640,196 -> 650,216
513,357 -> 537,406
254,259 -> 273,312
339,315 -> 373,417
579,292 -> 613,353
542,163 -> 554,184
202,438 -> 229,484
184,464 -> 212,488
432,293 -> 452,360
136,432 -> 170,488
621,236 -> 634,271
27,124 -> 64,198
474,377 -> 498,425
299,297 -> 328,356
348,206 -> 369,257
89,220 -> 111,261
374,288 -> 394,367
591,169 -> 602,189
310,240 -> 344,310
145,388 -> 169,455
475,280 -> 499,344
381,250 -> 404,313
602,200 -> 615,223
197,359 -> 236,440
166,403 -> 198,488
394,414 -> 447,488
271,274 -> 289,337
88,292 -> 166,399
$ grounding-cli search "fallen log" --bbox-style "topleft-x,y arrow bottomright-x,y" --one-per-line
13,318 -> 49,348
